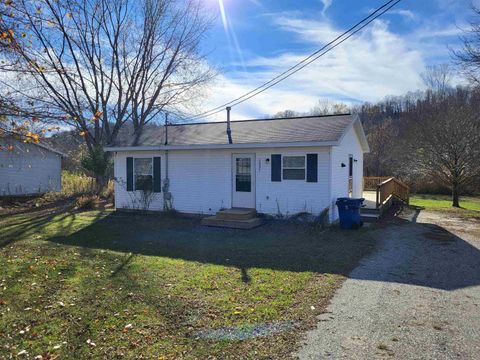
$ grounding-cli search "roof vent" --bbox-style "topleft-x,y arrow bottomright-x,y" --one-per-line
226,107 -> 232,144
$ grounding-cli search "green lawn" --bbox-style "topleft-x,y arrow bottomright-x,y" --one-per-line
410,194 -> 480,218
0,206 -> 376,359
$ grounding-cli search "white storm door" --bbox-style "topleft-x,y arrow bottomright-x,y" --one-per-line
232,154 -> 256,209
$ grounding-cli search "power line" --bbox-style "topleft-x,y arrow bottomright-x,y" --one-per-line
190,0 -> 403,120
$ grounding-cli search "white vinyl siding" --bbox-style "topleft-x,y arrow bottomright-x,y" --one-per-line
114,147 -> 331,217
0,138 -> 61,196
255,148 -> 330,216
330,125 -> 364,222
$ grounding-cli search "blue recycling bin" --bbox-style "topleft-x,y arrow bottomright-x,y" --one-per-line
336,197 -> 365,229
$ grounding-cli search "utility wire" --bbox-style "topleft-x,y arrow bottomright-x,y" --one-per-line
190,0 -> 403,120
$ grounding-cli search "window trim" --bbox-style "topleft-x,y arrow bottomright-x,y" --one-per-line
134,157 -> 154,191
282,155 -> 306,181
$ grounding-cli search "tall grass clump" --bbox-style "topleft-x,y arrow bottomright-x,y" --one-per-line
61,171 -> 97,197
41,171 -> 113,206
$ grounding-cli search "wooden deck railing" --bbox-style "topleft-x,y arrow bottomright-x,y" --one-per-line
364,177 -> 410,208
375,177 -> 410,208
363,177 -> 391,191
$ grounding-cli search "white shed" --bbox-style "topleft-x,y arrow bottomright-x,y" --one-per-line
0,136 -> 62,196
105,114 -> 369,223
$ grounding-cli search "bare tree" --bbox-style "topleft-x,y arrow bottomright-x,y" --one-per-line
310,99 -> 349,116
455,6 -> 480,85
364,117 -> 398,176
271,99 -> 350,119
406,88 -> 480,207
0,0 -> 214,182
271,110 -> 300,118
421,64 -> 453,93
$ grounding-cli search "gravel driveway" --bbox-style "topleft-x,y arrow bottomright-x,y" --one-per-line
296,209 -> 480,359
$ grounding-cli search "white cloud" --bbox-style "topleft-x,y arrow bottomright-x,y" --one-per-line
386,9 -> 416,20
320,0 -> 332,16
199,15 -> 426,120
414,24 -> 464,39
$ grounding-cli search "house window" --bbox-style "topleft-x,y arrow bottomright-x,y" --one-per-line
283,156 -> 305,180
134,158 -> 153,191
236,157 -> 251,192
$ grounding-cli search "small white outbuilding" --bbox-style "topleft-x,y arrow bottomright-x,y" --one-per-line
105,114 -> 369,222
0,136 -> 62,196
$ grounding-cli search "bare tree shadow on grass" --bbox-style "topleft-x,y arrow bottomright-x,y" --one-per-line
43,210 -> 480,291
0,209 -> 109,249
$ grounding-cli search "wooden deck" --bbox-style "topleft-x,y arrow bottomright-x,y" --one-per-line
361,176 -> 410,222
362,191 -> 378,209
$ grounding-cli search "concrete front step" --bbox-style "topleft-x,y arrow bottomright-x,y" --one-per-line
361,213 -> 380,222
361,207 -> 381,214
216,208 -> 257,220
201,216 -> 264,229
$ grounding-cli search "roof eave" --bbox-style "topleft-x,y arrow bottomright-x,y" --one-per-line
104,140 -> 340,152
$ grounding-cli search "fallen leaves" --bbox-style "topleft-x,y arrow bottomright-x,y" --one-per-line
19,326 -> 30,335
86,339 -> 96,347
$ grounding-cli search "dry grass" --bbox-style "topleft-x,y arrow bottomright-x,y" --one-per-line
61,171 -> 97,197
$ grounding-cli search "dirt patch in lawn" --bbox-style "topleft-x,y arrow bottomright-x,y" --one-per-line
0,208 -> 377,359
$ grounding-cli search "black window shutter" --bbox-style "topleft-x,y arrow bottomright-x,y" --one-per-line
306,154 -> 318,183
153,157 -> 161,193
126,157 -> 134,191
271,154 -> 281,182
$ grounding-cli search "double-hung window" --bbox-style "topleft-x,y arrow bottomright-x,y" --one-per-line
282,156 -> 306,180
134,158 -> 153,191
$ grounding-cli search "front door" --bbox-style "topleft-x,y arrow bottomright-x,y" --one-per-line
232,154 -> 256,208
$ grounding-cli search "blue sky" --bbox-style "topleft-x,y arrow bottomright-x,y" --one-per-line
197,0 -> 478,120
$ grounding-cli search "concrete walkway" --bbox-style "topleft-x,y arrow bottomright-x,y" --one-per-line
296,210 -> 480,359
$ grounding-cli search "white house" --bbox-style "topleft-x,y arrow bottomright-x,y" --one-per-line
0,136 -> 62,196
105,114 -> 369,222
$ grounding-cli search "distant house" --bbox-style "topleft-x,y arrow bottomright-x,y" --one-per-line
0,136 -> 62,196
105,114 -> 369,223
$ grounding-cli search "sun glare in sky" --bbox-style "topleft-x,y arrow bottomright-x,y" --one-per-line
218,0 -> 229,31
217,0 -> 246,70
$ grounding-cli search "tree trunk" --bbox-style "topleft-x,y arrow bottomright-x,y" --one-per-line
452,182 -> 460,208
95,174 -> 107,195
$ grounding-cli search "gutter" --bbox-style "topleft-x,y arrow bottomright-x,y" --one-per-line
104,140 -> 341,152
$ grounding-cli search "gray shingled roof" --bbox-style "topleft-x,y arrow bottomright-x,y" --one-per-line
111,114 -> 356,148
1,135 -> 64,156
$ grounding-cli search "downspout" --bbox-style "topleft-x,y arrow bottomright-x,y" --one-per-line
163,113 -> 172,210
226,106 -> 233,144
164,113 -> 169,179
